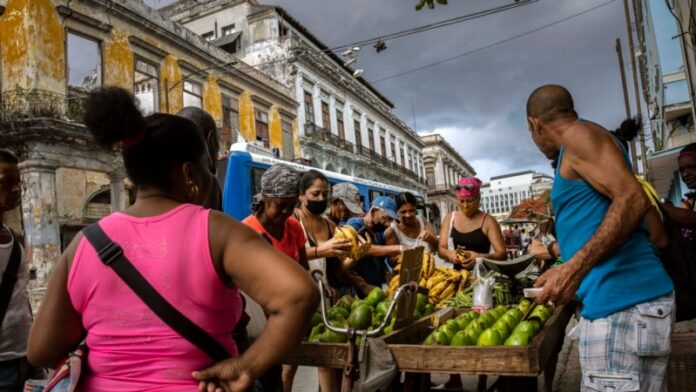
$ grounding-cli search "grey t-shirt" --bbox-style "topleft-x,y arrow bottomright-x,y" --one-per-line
0,227 -> 32,361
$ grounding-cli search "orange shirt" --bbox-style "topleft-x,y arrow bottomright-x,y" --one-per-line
242,215 -> 306,264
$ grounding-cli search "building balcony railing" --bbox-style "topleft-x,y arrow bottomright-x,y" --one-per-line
0,88 -> 86,123
340,139 -> 354,153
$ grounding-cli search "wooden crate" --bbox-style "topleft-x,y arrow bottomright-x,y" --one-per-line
383,304 -> 574,376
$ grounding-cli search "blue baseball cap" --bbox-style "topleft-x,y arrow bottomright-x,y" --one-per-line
372,196 -> 399,222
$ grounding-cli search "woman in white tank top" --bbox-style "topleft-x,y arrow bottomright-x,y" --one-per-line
384,192 -> 439,258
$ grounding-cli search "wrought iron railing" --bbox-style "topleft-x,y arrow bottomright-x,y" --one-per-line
0,88 -> 86,123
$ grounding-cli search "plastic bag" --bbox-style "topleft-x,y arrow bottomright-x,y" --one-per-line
472,258 -> 493,312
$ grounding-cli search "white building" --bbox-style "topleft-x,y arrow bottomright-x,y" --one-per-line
480,171 -> 553,221
160,0 -> 427,192
421,134 -> 476,229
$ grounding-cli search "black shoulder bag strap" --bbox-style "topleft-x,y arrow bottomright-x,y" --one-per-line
82,223 -> 230,362
0,232 -> 22,330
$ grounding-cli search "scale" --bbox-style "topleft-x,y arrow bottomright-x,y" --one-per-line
481,254 -> 538,303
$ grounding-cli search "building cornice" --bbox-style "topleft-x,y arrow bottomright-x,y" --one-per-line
57,5 -> 113,33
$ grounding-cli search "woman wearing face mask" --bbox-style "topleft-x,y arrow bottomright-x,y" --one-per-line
438,177 -> 506,270
293,170 -> 353,392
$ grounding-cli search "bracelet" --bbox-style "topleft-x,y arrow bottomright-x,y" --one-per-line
314,247 -> 319,258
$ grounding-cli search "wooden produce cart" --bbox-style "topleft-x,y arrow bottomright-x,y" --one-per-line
382,304 -> 574,392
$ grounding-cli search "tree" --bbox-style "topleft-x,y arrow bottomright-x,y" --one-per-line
415,0 -> 447,11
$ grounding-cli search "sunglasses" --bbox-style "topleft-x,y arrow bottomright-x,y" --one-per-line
455,184 -> 476,191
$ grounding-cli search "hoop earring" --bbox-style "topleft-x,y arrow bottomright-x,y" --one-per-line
187,181 -> 200,202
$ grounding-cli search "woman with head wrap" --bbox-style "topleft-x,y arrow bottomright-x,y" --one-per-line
241,164 -> 308,392
438,177 -> 506,270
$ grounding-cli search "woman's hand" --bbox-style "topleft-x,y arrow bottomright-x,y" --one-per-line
417,230 -> 438,248
459,251 -> 480,270
193,357 -> 253,392
316,237 -> 352,258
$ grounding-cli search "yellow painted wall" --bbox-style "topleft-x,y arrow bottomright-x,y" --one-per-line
160,55 -> 182,113
103,28 -> 134,90
0,0 -> 65,92
203,74 -> 222,126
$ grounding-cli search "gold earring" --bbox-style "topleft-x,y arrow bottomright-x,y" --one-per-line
187,181 -> 199,201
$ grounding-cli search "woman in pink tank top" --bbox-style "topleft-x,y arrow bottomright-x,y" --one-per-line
27,87 -> 319,392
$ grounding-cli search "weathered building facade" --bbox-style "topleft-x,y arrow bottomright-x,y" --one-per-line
161,0 -> 427,192
420,134 -> 475,229
0,0 -> 297,305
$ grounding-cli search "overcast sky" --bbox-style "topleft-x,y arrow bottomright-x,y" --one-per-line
148,0 -> 641,182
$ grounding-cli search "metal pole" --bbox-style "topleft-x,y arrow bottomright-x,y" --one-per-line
623,0 -> 650,179
616,38 -> 639,172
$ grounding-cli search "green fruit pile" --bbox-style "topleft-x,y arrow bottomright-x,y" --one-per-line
422,299 -> 554,347
306,288 -> 437,343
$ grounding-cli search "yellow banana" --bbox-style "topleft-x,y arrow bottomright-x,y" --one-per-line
438,284 -> 455,301
429,279 -> 450,299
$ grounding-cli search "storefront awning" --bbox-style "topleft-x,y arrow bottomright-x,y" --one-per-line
648,146 -> 682,198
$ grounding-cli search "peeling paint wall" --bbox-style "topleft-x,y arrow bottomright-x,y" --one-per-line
103,28 -> 134,89
160,55 -> 183,113
0,0 -> 65,92
203,74 -> 223,126
56,168 -> 109,221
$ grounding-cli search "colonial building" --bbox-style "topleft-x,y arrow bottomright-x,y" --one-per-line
160,0 -> 427,192
420,134 -> 475,229
634,0 -> 696,203
480,171 -> 552,221
0,0 -> 297,305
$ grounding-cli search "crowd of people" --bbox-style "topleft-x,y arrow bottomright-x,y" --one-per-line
0,83 -> 693,392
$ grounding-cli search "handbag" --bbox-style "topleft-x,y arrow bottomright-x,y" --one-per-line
44,222 -> 230,391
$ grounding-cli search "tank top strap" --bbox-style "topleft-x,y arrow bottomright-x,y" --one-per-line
479,212 -> 487,228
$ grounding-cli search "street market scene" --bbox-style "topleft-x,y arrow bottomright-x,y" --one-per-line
1,0 -> 696,391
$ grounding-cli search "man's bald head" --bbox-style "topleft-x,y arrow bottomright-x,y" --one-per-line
526,85 -> 577,122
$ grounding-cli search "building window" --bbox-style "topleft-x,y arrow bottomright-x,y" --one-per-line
255,109 -> 269,147
67,32 -> 102,91
367,127 -> 375,151
354,120 -> 362,148
279,22 -> 289,37
304,91 -> 314,125
390,141 -> 396,161
321,101 -> 330,130
222,95 -> 239,150
282,120 -> 294,160
426,168 -> 435,186
221,24 -> 236,36
400,145 -> 405,167
380,136 -> 387,157
183,81 -> 203,108
134,58 -> 159,115
337,111 -> 345,139
202,31 -> 215,41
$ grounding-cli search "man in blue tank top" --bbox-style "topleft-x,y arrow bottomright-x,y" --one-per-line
526,85 -> 674,392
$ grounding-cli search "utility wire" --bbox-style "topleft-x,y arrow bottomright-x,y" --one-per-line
326,0 -> 539,53
370,0 -> 617,84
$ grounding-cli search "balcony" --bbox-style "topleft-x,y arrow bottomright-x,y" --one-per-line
340,139 -> 354,153
0,88 -> 86,123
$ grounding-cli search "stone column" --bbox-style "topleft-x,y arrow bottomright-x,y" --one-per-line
109,169 -> 127,212
312,84 -> 322,128
19,160 -> 60,309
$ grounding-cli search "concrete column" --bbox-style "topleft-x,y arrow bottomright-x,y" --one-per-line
109,169 -> 127,212
312,84 -> 322,127
295,76 -> 306,135
328,95 -> 337,135
19,159 -> 60,308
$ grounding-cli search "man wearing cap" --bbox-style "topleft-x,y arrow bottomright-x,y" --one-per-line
329,183 -> 364,225
344,196 -> 404,296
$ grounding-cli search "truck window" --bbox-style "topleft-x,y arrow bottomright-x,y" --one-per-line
251,167 -> 266,197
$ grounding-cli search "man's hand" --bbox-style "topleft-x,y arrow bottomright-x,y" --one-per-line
193,358 -> 254,392
533,262 -> 582,305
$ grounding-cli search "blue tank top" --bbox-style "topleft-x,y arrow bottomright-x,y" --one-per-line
552,140 -> 673,320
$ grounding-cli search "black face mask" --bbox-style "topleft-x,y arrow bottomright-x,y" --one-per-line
305,199 -> 328,215
371,223 -> 387,233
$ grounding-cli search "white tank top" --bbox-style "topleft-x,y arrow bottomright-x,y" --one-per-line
389,216 -> 433,252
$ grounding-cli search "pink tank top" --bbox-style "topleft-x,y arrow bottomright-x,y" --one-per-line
68,204 -> 242,391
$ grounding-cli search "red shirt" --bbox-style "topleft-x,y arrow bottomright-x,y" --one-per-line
242,215 -> 306,264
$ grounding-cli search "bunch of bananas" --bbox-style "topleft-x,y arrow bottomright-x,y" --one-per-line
334,225 -> 371,261
426,267 -> 469,307
387,250 -> 435,297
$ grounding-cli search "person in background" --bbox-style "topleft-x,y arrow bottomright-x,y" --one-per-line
520,228 -> 530,252
438,177 -> 506,270
328,182 -> 364,226
293,170 -> 353,392
28,87 -> 318,392
526,84 -> 673,391
177,106 -> 221,210
0,149 -> 40,391
344,197 -> 403,297
664,143 -> 696,233
384,192 -> 439,258
242,164 -> 308,392
611,117 -> 640,153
